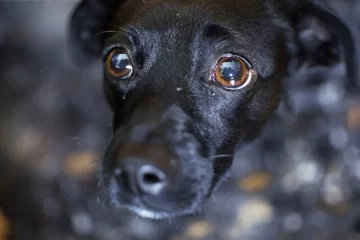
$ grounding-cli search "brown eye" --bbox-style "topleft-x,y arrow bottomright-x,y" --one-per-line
213,55 -> 256,90
105,48 -> 133,79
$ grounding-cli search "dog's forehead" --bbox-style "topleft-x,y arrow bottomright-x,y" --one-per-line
111,0 -> 276,52
115,0 -> 269,28
107,0 -> 280,78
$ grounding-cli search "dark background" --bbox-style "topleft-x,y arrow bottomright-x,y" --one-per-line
0,1 -> 360,240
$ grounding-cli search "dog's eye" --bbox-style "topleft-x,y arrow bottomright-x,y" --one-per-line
213,55 -> 256,90
105,48 -> 133,79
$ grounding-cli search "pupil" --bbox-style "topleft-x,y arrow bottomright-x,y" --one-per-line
219,58 -> 241,82
111,51 -> 131,72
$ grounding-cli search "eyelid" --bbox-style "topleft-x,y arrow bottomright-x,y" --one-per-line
216,53 -> 253,66
102,32 -> 138,58
102,44 -> 126,59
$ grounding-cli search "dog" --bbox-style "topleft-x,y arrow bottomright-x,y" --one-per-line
68,0 -> 358,219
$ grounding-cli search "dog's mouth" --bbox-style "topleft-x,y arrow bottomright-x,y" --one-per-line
115,197 -> 182,220
110,194 -> 175,220
103,174 -> 200,219
126,206 -> 174,220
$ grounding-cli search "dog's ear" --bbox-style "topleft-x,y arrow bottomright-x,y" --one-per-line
67,0 -> 119,65
274,1 -> 359,89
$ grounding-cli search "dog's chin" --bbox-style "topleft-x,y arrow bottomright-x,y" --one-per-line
111,200 -> 195,220
109,191 -> 204,219
104,178 -> 203,219
127,206 -> 176,220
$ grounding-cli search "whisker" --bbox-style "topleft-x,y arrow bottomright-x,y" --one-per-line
66,136 -> 101,141
210,162 -> 234,166
96,30 -> 119,36
91,158 -> 102,163
104,23 -> 131,33
208,154 -> 233,160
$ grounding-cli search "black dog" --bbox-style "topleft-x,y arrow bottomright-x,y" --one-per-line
69,0 -> 357,219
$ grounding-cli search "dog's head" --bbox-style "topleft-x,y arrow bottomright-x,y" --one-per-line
69,0 -> 357,219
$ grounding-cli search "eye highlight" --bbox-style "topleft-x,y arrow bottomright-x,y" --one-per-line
213,54 -> 257,90
105,48 -> 133,79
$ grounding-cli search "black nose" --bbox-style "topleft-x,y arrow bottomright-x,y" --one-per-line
136,165 -> 167,195
116,161 -> 168,196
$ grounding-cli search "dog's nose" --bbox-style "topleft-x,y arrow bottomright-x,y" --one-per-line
115,159 -> 169,196
115,142 -> 174,197
136,164 -> 167,195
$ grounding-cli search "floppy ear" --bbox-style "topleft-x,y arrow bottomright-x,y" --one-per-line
278,1 -> 358,89
67,0 -> 119,65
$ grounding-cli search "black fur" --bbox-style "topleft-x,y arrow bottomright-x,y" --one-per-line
68,0 -> 358,219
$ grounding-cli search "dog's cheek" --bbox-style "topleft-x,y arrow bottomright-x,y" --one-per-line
209,78 -> 282,146
102,77 -> 129,114
103,79 -> 118,111
190,91 -> 242,151
244,78 -> 282,130
181,157 -> 215,208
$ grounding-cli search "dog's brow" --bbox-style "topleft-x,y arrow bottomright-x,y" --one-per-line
102,29 -> 140,57
202,24 -> 233,41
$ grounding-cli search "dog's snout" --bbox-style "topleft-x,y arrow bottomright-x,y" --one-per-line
136,165 -> 167,195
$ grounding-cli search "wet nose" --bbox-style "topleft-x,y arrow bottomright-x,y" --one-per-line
115,158 -> 169,196
136,164 -> 167,195
114,140 -> 174,197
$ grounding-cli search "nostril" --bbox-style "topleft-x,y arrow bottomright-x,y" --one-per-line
143,172 -> 162,184
137,165 -> 167,195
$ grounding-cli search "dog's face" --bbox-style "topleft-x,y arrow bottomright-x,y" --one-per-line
69,0 -> 357,219
100,0 -> 284,218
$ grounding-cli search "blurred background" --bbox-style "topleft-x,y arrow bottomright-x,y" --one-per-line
0,1 -> 360,240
